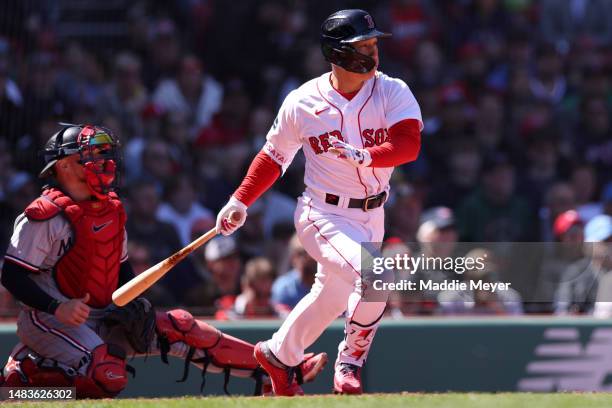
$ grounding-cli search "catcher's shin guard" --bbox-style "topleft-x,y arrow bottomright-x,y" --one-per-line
155,309 -> 265,395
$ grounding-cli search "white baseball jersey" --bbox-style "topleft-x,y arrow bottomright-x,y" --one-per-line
4,214 -> 128,304
263,71 -> 423,199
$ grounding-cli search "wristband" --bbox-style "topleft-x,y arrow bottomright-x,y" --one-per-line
46,299 -> 62,315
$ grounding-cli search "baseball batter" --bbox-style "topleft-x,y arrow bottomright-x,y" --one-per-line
215,9 -> 423,395
0,124 -> 326,397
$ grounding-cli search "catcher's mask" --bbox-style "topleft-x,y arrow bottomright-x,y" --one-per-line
39,124 -> 121,199
320,9 -> 391,74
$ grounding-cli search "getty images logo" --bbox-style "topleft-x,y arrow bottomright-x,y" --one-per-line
518,328 -> 612,391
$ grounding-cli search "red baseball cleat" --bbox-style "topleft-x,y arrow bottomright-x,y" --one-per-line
254,342 -> 303,396
333,362 -> 363,394
299,352 -> 328,383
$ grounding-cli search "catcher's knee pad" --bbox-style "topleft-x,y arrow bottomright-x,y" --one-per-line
74,343 -> 129,399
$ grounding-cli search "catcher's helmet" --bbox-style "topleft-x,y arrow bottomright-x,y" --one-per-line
320,9 -> 391,74
39,124 -> 120,198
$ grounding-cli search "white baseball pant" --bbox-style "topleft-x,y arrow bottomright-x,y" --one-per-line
268,192 -> 388,367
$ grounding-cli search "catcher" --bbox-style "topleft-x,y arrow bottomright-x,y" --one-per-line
0,124 -> 327,398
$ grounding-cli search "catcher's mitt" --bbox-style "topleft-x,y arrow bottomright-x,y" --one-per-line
103,297 -> 156,354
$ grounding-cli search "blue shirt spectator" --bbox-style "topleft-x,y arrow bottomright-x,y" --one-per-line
271,234 -> 316,311
271,269 -> 310,309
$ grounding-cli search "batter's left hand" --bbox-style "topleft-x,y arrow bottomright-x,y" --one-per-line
216,196 -> 247,236
328,136 -> 372,168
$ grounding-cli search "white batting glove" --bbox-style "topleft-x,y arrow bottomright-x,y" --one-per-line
328,135 -> 372,168
216,196 -> 248,236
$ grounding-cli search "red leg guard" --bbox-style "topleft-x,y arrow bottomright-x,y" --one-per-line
155,309 -> 222,349
207,333 -> 259,370
155,309 -> 259,369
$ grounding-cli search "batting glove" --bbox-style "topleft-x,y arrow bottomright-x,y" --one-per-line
216,196 -> 248,236
328,135 -> 372,168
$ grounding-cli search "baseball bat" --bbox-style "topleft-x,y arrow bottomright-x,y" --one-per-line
111,211 -> 242,306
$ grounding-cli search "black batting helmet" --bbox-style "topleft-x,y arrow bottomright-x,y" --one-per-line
320,9 -> 391,74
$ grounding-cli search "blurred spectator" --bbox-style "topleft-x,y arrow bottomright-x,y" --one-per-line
539,182 -> 576,242
384,0 -> 437,65
157,174 -> 214,247
474,92 -> 504,153
221,257 -> 278,319
19,52 -> 64,158
386,183 -> 423,244
518,130 -> 560,211
55,43 -> 106,117
438,248 -> 523,315
125,179 -> 201,303
144,18 -> 182,88
570,162 -> 601,223
98,51 -> 148,138
271,234 -> 316,313
529,44 -> 567,104
152,54 -> 223,134
411,39 -> 446,89
456,42 -> 489,99
185,236 -> 242,312
139,138 -> 177,188
162,110 -> 196,174
413,206 -> 459,314
425,83 -> 474,177
555,214 -> 612,315
427,137 -> 481,209
486,30 -> 532,92
534,210 -> 585,313
576,96 -> 612,176
195,80 -> 250,148
456,153 -> 533,241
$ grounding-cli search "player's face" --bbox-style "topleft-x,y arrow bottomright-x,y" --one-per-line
58,155 -> 86,180
352,37 -> 379,73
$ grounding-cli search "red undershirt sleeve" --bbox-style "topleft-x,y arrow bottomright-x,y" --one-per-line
367,118 -> 421,168
232,150 -> 282,207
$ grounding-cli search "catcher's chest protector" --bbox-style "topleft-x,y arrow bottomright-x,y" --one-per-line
25,188 -> 126,307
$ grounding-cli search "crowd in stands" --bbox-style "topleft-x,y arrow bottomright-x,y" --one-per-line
0,0 -> 611,317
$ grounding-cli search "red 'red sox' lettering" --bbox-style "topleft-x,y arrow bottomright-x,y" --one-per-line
309,130 -> 345,154
309,129 -> 389,154
362,128 -> 389,148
